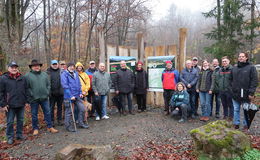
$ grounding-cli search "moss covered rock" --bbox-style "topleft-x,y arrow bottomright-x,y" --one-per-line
190,120 -> 251,159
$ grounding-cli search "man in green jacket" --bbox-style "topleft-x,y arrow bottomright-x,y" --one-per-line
25,59 -> 58,136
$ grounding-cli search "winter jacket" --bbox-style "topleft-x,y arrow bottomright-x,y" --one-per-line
61,70 -> 82,100
170,90 -> 190,109
162,68 -> 179,90
196,68 -> 213,92
214,65 -> 232,92
0,72 -> 28,108
25,71 -> 50,103
231,61 -> 258,102
85,68 -> 98,91
180,67 -> 198,91
76,62 -> 91,96
92,70 -> 111,95
134,69 -> 148,94
115,68 -> 134,94
47,67 -> 63,96
211,66 -> 220,93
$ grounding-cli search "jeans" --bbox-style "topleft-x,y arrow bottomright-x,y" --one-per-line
6,107 -> 25,140
163,89 -> 175,112
49,95 -> 63,122
136,94 -> 147,111
187,90 -> 196,114
199,92 -> 212,117
30,99 -> 53,130
64,98 -> 86,128
210,92 -> 220,116
232,99 -> 247,126
119,93 -> 133,112
220,91 -> 233,118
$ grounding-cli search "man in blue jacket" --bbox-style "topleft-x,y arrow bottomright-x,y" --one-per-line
180,60 -> 198,118
61,62 -> 89,132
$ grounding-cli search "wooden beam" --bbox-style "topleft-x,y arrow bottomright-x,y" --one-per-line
178,28 -> 187,71
137,32 -> 144,61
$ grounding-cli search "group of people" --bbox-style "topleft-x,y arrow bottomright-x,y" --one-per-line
163,53 -> 258,127
0,52 -> 258,146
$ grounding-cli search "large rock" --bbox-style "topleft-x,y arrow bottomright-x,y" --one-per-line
190,120 -> 251,159
55,144 -> 114,160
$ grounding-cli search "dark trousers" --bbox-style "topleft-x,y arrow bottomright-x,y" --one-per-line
136,94 -> 147,111
49,95 -> 63,122
119,93 -> 133,112
220,91 -> 233,118
195,92 -> 199,114
6,107 -> 25,140
93,95 -> 103,118
87,91 -> 95,116
171,104 -> 190,120
187,90 -> 196,115
210,92 -> 220,116
163,89 -> 175,112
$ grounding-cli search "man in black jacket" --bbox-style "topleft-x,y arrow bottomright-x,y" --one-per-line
47,60 -> 64,126
115,61 -> 135,115
231,52 -> 258,129
0,62 -> 29,144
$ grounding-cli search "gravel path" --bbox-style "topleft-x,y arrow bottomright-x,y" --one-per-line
2,106 -> 260,159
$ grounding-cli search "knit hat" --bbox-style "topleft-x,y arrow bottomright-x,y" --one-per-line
75,62 -> 84,69
165,60 -> 172,64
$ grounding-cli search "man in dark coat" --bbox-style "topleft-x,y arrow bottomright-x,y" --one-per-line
231,52 -> 258,129
115,60 -> 135,115
134,61 -> 148,112
0,62 -> 29,144
47,60 -> 64,126
192,57 -> 201,116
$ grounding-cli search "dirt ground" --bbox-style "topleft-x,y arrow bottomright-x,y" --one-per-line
1,105 -> 259,159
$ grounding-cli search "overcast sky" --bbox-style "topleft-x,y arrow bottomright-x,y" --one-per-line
149,0 -> 215,20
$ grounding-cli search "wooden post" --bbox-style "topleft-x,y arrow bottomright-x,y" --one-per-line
137,32 -> 144,61
178,28 -> 187,71
98,28 -> 105,63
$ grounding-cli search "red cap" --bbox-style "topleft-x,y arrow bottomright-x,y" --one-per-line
165,60 -> 172,64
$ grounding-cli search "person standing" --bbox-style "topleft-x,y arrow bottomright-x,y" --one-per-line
210,59 -> 221,118
215,56 -> 233,120
0,62 -> 28,144
25,59 -> 58,136
196,60 -> 213,122
61,62 -> 89,132
180,60 -> 198,118
192,57 -> 201,116
85,61 -> 98,117
115,61 -> 135,115
231,52 -> 258,129
92,63 -> 111,120
47,60 -> 64,126
162,60 -> 179,115
59,60 -> 67,73
134,61 -> 148,112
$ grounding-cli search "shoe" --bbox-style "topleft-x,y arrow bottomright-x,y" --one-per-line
47,127 -> 59,133
137,109 -> 142,113
96,116 -> 100,121
204,117 -> 210,121
66,126 -> 76,132
194,112 -> 199,116
7,139 -> 13,145
200,117 -> 205,121
215,113 -> 220,119
178,118 -> 185,123
191,114 -> 196,119
79,124 -> 89,129
129,111 -> 135,115
57,120 -> 63,126
16,135 -> 26,140
33,129 -> 39,136
102,115 -> 110,119
234,125 -> 239,129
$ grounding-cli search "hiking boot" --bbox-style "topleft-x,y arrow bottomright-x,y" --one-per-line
66,126 -> 76,132
102,115 -> 110,119
47,127 -> 58,133
178,118 -> 185,123
215,113 -> 220,119
194,112 -> 199,116
57,120 -> 63,126
204,117 -> 210,121
33,129 -> 39,136
16,135 -> 26,141
7,138 -> 13,145
79,124 -> 89,129
96,116 -> 100,121
199,117 -> 205,121
129,111 -> 135,115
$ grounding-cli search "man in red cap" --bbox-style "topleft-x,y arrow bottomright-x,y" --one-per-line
162,60 -> 179,115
